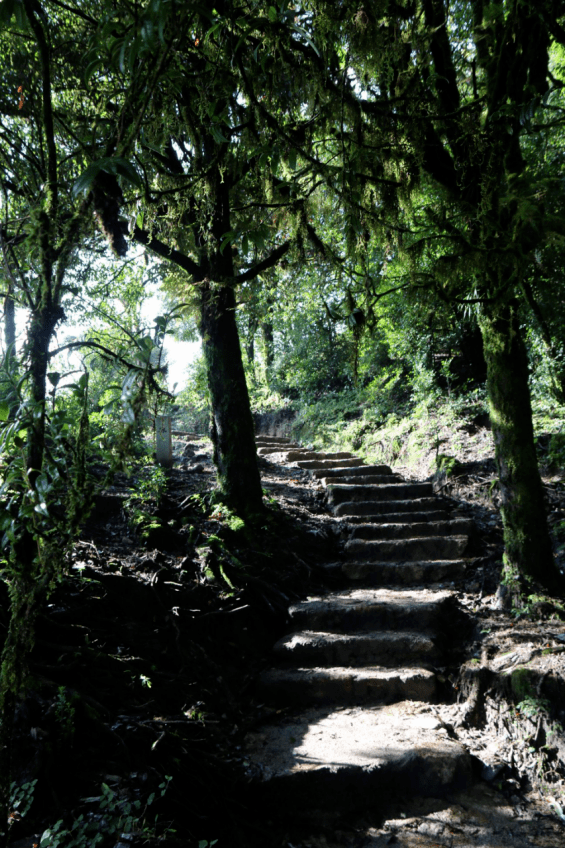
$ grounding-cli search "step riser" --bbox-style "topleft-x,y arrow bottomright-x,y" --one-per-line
308,452 -> 358,460
333,498 -> 445,516
281,450 -> 359,462
342,511 -> 450,524
259,669 -> 437,707
298,458 -> 366,470
289,602 -> 444,633
343,560 -> 466,585
282,450 -> 321,461
349,519 -> 473,541
273,632 -> 439,668
345,535 -> 469,562
323,475 -> 401,486
250,743 -> 473,811
328,483 -> 433,505
311,464 -> 393,479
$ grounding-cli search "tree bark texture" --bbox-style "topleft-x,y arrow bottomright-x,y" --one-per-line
0,304 -> 61,820
199,284 -> 263,515
479,302 -> 562,595
261,320 -> 274,384
3,293 -> 15,355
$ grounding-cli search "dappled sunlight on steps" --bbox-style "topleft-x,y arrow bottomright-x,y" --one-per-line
245,437 -> 477,813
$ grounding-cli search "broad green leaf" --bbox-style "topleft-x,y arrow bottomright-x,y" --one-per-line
84,58 -> 104,85
204,19 -> 224,42
210,125 -> 229,144
220,230 -> 237,253
112,158 -> 142,188
121,407 -> 136,425
71,161 -> 103,197
291,23 -> 320,57
72,158 -> 141,198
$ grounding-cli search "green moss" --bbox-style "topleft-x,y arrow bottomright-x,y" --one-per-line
510,667 -> 535,700
436,453 -> 462,477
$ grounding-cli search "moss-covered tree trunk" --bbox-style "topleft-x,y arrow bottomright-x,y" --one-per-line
261,320 -> 274,385
199,283 -> 263,516
479,301 -> 561,595
3,291 -> 15,357
0,302 -> 61,822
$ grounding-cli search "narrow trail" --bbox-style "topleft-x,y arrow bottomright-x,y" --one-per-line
244,436 -> 564,848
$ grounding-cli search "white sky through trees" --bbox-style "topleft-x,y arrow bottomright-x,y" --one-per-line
9,293 -> 200,396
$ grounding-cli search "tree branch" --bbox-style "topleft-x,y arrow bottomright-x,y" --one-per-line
131,225 -> 203,278
23,0 -> 57,218
233,241 -> 291,283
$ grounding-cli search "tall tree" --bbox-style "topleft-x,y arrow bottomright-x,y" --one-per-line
0,0 -> 96,815
77,1 -> 332,514
254,0 -> 564,594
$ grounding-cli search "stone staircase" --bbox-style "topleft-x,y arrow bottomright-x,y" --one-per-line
246,436 -> 477,811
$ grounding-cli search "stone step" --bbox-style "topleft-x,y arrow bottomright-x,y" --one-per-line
344,535 -> 469,562
328,482 -> 433,505
341,559 -> 467,586
311,463 -> 392,479
298,458 -> 366,470
342,510 -> 451,524
273,629 -> 440,668
332,497 -> 445,517
348,518 -> 473,541
307,451 -> 358,460
255,435 -> 292,444
322,474 -> 401,486
274,450 -> 359,462
245,703 -> 473,808
258,666 -> 437,706
281,450 -> 321,461
257,445 -> 301,455
287,588 -> 453,633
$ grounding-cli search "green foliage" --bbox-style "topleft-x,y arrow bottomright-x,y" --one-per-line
8,779 -> 37,828
516,695 -> 552,719
39,777 -> 173,848
209,503 -> 246,534
54,686 -> 78,741
510,668 -> 535,701
174,356 -> 210,432
435,454 -> 462,477
547,434 -> 565,469
124,463 -> 168,543
511,592 -> 565,620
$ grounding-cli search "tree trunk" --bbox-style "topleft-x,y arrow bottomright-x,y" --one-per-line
199,283 -> 263,516
3,291 -> 15,356
0,303 -> 60,821
245,316 -> 257,383
261,320 -> 274,385
479,301 -> 562,595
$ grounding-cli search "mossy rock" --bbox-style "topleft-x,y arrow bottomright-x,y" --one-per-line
435,453 -> 463,477
509,666 -> 536,700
